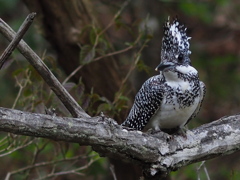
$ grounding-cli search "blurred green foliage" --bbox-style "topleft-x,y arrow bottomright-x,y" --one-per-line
0,0 -> 240,179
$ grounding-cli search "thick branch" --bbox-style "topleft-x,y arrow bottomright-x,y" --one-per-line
0,17 -> 89,119
1,107 -> 240,178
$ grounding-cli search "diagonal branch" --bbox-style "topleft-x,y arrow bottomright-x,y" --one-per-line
0,12 -> 36,69
0,107 -> 240,178
0,15 -> 89,119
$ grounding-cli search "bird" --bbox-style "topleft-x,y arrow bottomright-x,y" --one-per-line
121,17 -> 206,134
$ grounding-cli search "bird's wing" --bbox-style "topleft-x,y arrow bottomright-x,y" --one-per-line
122,75 -> 165,131
185,81 -> 206,125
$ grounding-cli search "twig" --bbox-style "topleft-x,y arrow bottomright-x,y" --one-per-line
97,0 -> 131,37
112,34 -> 148,105
0,14 -> 90,118
203,163 -> 211,180
0,137 -> 9,151
197,161 -> 205,180
62,44 -> 135,85
0,12 -> 36,69
110,164 -> 117,180
62,0 -> 132,85
35,158 -> 98,180
0,138 -> 33,157
12,69 -> 31,109
197,161 -> 211,180
5,154 -> 95,180
0,136 -> 7,145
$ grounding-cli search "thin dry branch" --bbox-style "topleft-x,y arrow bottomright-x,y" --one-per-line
0,12 -> 36,69
5,154 -> 95,180
0,137 -> 34,157
0,15 -> 89,119
0,107 -> 240,178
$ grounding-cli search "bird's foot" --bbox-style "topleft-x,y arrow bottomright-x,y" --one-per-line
121,125 -> 137,131
170,126 -> 188,139
146,128 -> 172,140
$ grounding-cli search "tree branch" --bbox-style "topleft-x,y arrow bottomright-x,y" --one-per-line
0,107 -> 240,178
0,16 -> 89,119
0,12 -> 36,69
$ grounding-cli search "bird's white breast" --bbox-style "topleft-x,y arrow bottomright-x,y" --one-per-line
176,65 -> 198,75
144,67 -> 200,131
150,96 -> 200,130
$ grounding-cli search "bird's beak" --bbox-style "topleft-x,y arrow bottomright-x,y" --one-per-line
155,62 -> 174,71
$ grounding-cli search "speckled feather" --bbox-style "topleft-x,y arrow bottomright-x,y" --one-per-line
122,75 -> 165,130
122,18 -> 206,131
161,18 -> 191,64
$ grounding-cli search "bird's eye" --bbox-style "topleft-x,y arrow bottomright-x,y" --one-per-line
178,53 -> 184,62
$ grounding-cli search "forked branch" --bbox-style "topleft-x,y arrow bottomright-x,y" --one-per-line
0,107 -> 240,179
0,15 -> 89,118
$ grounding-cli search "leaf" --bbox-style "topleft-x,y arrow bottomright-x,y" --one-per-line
23,89 -> 32,97
80,45 -> 96,65
12,68 -> 25,77
63,82 -> 76,92
97,103 -> 112,114
81,95 -> 91,110
136,59 -> 151,73
76,82 -> 85,98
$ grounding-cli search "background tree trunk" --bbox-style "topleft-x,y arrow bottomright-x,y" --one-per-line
22,0 -> 124,101
22,0 -> 141,179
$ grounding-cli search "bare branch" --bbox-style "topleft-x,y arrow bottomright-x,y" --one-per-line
0,16 -> 89,119
0,137 -> 33,157
33,158 -> 98,180
12,69 -> 32,109
110,164 -> 117,180
0,12 -> 36,69
0,107 -> 240,178
5,154 -> 96,180
62,44 -> 136,86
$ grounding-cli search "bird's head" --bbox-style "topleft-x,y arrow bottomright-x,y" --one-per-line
156,17 -> 191,72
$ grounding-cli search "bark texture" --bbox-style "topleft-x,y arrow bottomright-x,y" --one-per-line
1,107 -> 240,179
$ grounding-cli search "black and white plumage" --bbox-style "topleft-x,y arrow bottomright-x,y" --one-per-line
122,18 -> 206,132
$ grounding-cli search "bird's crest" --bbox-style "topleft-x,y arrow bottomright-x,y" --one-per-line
161,17 -> 191,64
